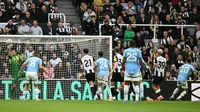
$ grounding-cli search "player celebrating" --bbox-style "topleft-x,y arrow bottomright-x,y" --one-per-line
122,40 -> 144,103
7,46 -> 26,99
170,58 -> 196,101
95,51 -> 112,100
18,51 -> 48,101
109,47 -> 124,101
81,49 -> 97,99
151,49 -> 167,101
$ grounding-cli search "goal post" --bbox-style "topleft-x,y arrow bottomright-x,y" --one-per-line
0,35 -> 112,100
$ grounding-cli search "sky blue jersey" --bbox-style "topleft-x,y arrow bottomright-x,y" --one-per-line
123,48 -> 142,74
96,58 -> 110,76
26,57 -> 42,72
178,64 -> 194,81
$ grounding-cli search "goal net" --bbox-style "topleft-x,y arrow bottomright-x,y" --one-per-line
0,35 -> 112,100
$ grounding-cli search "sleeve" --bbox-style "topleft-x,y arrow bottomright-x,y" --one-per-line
108,60 -> 110,66
39,59 -> 42,64
25,58 -> 29,63
191,66 -> 195,72
137,50 -> 142,58
113,56 -> 118,62
123,50 -> 127,58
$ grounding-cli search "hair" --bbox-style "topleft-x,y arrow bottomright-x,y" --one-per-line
83,48 -> 89,54
98,51 -> 103,57
115,47 -> 120,53
129,40 -> 135,47
186,58 -> 192,64
33,51 -> 39,57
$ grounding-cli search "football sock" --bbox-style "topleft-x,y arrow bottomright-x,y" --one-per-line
22,91 -> 27,99
90,85 -> 96,97
9,87 -> 15,98
110,86 -> 115,98
155,89 -> 161,97
115,89 -> 120,96
98,87 -> 103,100
171,88 -> 179,98
140,83 -> 144,98
177,91 -> 187,100
134,85 -> 140,101
124,85 -> 129,101
35,89 -> 39,99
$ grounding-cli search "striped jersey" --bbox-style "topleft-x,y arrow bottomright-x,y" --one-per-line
113,53 -> 123,73
154,56 -> 167,77
81,55 -> 95,74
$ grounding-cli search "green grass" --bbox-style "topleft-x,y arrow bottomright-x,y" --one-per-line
0,100 -> 199,112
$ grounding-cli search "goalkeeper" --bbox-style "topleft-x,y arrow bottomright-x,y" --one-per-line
7,45 -> 26,99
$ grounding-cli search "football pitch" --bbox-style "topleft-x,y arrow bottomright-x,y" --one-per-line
0,100 -> 199,112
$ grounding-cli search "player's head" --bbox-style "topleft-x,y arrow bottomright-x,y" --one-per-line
186,58 -> 192,64
115,47 -> 120,53
157,49 -> 163,56
83,48 -> 89,54
33,51 -> 39,57
10,48 -> 16,55
98,51 -> 103,58
128,40 -> 135,48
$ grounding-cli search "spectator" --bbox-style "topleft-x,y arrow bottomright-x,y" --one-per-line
19,3 -> 27,17
159,7 -> 167,23
43,62 -> 55,79
155,1 -> 163,13
195,25 -> 200,43
144,0 -> 155,14
9,3 -> 20,19
134,0 -> 144,14
2,68 -> 9,78
179,6 -> 189,21
96,6 -> 105,23
28,3 -> 38,21
4,27 -> 11,34
114,0 -> 123,17
24,45 -> 34,59
12,12 -> 21,23
30,20 -> 43,35
88,15 -> 99,35
48,0 -> 57,13
37,5 -> 48,23
16,0 -> 27,13
160,31 -> 174,49
175,14 -> 186,38
103,0 -> 110,14
82,8 -> 96,34
135,32 -> 145,48
27,0 -> 34,9
79,2 -> 87,18
0,2 -> 6,13
101,19 -> 112,35
37,0 -> 45,10
42,54 -> 48,66
0,11 -> 6,22
163,14 -> 174,36
186,0 -> 194,15
189,8 -> 199,24
191,46 -> 199,63
150,15 -> 162,38
56,22 -> 67,35
54,62 -> 65,79
62,51 -> 70,65
65,21 -> 78,35
64,62 -> 73,79
108,5 -> 117,23
124,24 -> 135,42
169,64 -> 178,80
18,19 -> 30,35
43,21 -> 56,35
121,9 -> 129,23
175,54 -> 184,69
112,24 -> 123,48
142,46 -> 150,64
5,19 -> 17,34
116,16 -> 125,24
50,53 -> 62,68
24,12 -> 32,25
170,8 -> 178,21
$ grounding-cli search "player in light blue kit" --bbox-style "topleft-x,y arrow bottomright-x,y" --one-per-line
18,51 -> 48,101
95,51 -> 112,100
122,40 -> 144,103
170,58 -> 196,101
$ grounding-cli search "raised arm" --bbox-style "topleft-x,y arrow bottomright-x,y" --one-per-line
18,61 -> 28,76
39,64 -> 48,74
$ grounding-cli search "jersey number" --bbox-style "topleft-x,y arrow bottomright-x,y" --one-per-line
127,53 -> 137,62
118,59 -> 122,66
30,60 -> 36,67
158,61 -> 165,69
100,62 -> 108,68
180,67 -> 189,73
84,59 -> 92,67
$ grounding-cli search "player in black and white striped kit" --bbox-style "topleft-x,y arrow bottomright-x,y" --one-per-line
81,48 -> 97,98
109,47 -> 124,101
152,49 -> 167,101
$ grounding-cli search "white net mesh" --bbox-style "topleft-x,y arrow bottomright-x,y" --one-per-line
0,35 -> 112,100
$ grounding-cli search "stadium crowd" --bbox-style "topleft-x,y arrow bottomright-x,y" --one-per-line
0,0 -> 200,81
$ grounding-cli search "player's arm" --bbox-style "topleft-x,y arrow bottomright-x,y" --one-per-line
139,58 -> 145,73
121,57 -> 126,77
193,71 -> 197,81
94,61 -> 98,72
18,61 -> 28,76
110,56 -> 118,74
151,58 -> 157,73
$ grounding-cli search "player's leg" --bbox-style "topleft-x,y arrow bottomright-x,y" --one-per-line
87,73 -> 97,98
21,71 -> 32,92
9,73 -> 19,99
31,72 -> 40,100
170,81 -> 182,100
139,76 -> 144,100
115,74 -> 124,97
152,77 -> 164,101
109,81 -> 116,100
22,72 -> 31,100
123,71 -> 130,103
97,77 -> 103,100
176,81 -> 188,101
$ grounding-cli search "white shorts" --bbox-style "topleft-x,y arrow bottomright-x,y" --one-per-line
177,80 -> 188,90
124,72 -> 141,82
139,74 -> 143,81
97,76 -> 108,86
25,72 -> 38,84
